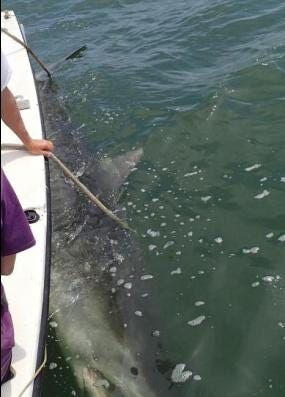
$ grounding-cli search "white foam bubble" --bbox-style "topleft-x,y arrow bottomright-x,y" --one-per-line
49,362 -> 58,370
140,274 -> 154,281
188,315 -> 206,326
245,164 -> 261,172
214,237 -> 223,244
262,276 -> 275,283
171,364 -> 192,383
147,229 -> 160,237
251,281 -> 260,288
49,321 -> 58,328
135,311 -> 143,317
148,245 -> 157,251
201,196 -> 212,203
242,247 -> 260,254
163,241 -> 174,249
254,190 -> 270,199
184,171 -> 198,177
278,234 -> 285,242
124,283 -> 132,290
171,267 -> 182,275
193,374 -> 202,381
266,232 -> 274,239
195,301 -> 205,306
115,253 -> 124,263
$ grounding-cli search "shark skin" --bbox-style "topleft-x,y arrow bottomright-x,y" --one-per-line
37,81 -> 171,397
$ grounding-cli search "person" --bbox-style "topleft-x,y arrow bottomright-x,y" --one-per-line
1,49 -> 54,156
1,169 -> 36,384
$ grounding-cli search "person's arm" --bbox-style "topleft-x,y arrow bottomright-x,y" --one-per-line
1,255 -> 16,275
1,87 -> 54,156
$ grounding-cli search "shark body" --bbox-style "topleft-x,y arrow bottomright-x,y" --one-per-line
37,81 -> 171,397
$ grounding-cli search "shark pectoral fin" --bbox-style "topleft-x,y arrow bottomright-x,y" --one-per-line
112,148 -> 144,188
95,148 -> 144,194
36,45 -> 87,80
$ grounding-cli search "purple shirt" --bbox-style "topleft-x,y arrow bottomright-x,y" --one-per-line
1,170 -> 35,256
1,170 -> 35,383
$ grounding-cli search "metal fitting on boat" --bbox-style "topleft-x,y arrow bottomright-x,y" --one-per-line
24,209 -> 40,224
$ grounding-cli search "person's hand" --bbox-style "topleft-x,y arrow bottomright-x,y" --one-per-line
25,138 -> 54,157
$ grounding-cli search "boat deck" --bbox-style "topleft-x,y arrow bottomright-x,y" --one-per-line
1,10 -> 50,397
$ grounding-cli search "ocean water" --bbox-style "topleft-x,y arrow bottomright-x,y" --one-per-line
5,0 -> 285,396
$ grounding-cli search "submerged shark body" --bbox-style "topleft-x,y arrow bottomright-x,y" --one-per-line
37,81 -> 171,397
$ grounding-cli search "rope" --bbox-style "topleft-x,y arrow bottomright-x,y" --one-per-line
1,143 -> 132,231
17,346 -> 47,397
1,27 -> 52,78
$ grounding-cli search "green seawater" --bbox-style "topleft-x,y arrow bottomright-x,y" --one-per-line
5,0 -> 285,396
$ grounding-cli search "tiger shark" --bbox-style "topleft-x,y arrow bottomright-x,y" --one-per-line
37,80 -> 172,397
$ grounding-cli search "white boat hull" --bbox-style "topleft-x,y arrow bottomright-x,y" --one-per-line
1,10 -> 51,397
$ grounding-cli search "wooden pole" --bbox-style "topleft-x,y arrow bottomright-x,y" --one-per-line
1,143 -> 132,231
49,152 -> 132,231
